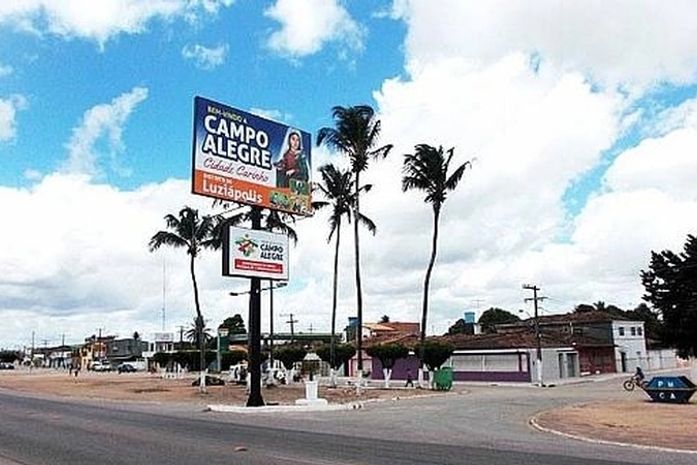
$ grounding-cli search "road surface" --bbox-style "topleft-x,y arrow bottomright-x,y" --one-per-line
0,379 -> 693,465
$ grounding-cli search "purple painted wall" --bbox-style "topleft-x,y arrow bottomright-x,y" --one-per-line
372,355 -> 428,380
371,355 -> 531,383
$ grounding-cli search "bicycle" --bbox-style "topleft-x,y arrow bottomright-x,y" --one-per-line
623,376 -> 646,391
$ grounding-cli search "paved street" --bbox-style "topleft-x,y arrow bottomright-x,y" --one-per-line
0,375 -> 695,465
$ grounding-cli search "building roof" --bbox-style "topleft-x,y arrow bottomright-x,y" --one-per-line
442,328 -> 613,351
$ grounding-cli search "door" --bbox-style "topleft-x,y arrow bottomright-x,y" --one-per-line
620,352 -> 627,372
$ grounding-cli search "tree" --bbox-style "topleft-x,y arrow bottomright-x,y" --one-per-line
641,234 -> 697,358
316,344 -> 356,371
317,105 -> 392,378
402,144 -> 471,386
380,315 -> 390,323
448,319 -> 469,335
627,303 -> 664,343
273,345 -> 307,383
0,351 -> 19,363
149,206 -> 220,392
220,350 -> 247,370
478,308 -> 520,333
220,314 -> 246,335
574,304 -> 595,313
415,340 -> 454,389
366,343 -> 409,388
313,163 -> 375,377
184,316 -> 213,347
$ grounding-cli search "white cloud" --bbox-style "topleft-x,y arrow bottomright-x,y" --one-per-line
265,0 -> 364,58
0,0 -> 234,48
393,0 -> 697,90
0,174 -> 228,347
0,63 -> 13,77
182,43 -> 229,70
248,107 -> 292,123
0,94 -> 27,143
63,87 -> 148,177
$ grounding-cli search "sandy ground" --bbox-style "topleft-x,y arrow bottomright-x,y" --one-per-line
0,370 -> 445,406
535,399 -> 697,451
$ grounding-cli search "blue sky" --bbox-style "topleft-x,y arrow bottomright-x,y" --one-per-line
2,1 -> 697,348
0,0 -> 405,189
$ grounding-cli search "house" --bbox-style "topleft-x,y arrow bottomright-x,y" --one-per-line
369,330 -> 581,384
346,319 -> 420,377
105,337 -> 148,365
78,335 -> 116,369
498,311 -> 649,374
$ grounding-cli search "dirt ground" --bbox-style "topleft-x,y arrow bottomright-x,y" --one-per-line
0,370 -> 445,406
535,399 -> 697,451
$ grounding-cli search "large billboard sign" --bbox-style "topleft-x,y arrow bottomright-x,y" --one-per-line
223,226 -> 289,280
191,96 -> 312,216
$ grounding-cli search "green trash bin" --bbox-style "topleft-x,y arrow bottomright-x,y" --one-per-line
433,367 -> 453,391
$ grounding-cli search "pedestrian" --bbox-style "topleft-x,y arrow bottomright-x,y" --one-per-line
405,368 -> 414,388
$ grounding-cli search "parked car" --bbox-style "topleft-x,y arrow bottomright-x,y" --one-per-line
118,363 -> 137,374
90,360 -> 112,372
0,362 -> 15,370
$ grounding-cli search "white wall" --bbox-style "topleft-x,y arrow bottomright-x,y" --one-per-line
612,321 -> 647,372
647,349 -> 677,370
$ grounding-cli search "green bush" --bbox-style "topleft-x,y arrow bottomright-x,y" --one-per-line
366,343 -> 409,370
273,345 -> 307,370
221,350 -> 247,370
415,341 -> 454,371
315,343 -> 355,370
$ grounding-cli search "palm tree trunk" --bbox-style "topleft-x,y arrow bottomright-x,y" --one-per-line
330,222 -> 341,387
190,254 -> 206,393
419,207 -> 440,388
353,171 -> 364,382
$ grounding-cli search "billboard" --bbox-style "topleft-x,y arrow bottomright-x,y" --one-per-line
191,96 -> 312,216
223,226 -> 289,280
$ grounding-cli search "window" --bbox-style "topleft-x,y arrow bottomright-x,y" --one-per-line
618,327 -> 625,336
637,327 -> 643,336
630,327 -> 636,336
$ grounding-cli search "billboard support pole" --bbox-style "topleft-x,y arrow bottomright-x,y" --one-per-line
246,206 -> 265,407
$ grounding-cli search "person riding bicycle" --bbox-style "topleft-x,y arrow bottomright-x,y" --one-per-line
633,366 -> 645,384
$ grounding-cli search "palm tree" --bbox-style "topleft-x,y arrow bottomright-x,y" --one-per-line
185,316 -> 213,348
313,163 -> 376,386
149,206 -> 220,392
317,105 -> 392,377
402,144 -> 471,386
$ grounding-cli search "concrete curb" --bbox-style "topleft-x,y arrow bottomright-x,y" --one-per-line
207,403 -> 359,413
529,414 -> 697,455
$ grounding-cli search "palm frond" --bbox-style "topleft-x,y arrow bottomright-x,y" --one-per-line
356,212 -> 377,235
149,231 -> 188,252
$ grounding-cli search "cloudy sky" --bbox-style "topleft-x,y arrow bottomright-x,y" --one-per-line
1,0 -> 697,349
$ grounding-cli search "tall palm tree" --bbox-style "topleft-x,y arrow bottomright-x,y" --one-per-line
402,144 -> 471,386
313,164 -> 376,384
317,105 -> 392,377
149,206 -> 220,392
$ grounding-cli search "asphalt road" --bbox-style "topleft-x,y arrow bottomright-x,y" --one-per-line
0,387 -> 691,465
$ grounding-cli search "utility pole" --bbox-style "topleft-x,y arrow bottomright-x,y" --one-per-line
30,331 -> 35,371
282,313 -> 298,343
523,284 -> 547,386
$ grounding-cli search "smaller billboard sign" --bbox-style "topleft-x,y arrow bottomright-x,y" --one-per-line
223,226 -> 289,280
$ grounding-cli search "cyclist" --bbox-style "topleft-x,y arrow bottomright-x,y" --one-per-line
633,366 -> 645,385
